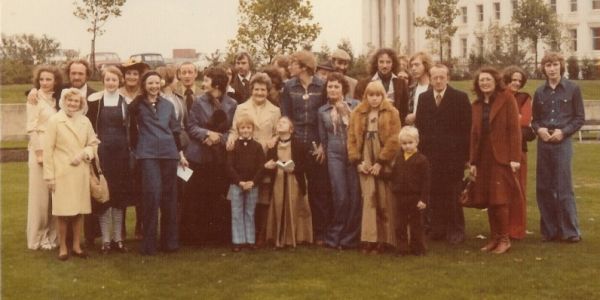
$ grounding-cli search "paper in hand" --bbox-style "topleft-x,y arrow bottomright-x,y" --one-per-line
177,165 -> 193,182
276,160 -> 295,172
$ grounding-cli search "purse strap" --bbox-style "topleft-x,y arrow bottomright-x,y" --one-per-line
91,150 -> 103,176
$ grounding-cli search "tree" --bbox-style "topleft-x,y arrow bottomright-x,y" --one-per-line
316,43 -> 330,64
567,56 -> 580,80
512,0 -> 561,68
415,0 -> 460,62
0,33 -> 60,64
0,34 -> 61,84
204,49 -> 224,68
73,0 -> 126,74
228,0 -> 321,64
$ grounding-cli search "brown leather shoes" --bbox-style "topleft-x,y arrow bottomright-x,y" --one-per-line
492,236 -> 511,254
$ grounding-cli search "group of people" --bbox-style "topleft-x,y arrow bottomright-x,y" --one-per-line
25,47 -> 584,260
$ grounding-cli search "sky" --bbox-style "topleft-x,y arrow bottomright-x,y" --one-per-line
1,0 -> 363,61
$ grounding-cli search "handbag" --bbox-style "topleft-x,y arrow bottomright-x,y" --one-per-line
90,153 -> 110,203
457,178 -> 486,209
522,126 -> 536,142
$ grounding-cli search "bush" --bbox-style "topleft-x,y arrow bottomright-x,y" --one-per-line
567,56 -> 580,80
580,57 -> 599,80
0,59 -> 33,84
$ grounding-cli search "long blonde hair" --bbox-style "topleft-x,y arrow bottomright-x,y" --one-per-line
362,81 -> 388,106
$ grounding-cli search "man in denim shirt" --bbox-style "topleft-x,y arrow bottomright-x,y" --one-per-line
281,50 -> 331,245
532,52 -> 585,243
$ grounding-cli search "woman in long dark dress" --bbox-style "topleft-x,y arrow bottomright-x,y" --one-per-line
91,66 -> 132,253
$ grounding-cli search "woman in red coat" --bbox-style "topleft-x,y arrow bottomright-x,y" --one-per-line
469,67 -> 522,254
502,66 -> 533,240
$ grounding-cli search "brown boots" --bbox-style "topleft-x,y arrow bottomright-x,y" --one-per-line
480,234 -> 511,254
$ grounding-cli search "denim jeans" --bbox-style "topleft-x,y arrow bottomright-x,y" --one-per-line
138,159 -> 179,255
228,184 -> 258,244
536,138 -> 580,240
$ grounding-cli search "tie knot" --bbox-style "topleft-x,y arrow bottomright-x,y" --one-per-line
242,78 -> 249,85
185,88 -> 193,96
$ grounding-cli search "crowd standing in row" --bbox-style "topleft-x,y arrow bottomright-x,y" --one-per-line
24,48 -> 584,260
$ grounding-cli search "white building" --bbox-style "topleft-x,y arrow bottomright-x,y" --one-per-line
362,0 -> 600,62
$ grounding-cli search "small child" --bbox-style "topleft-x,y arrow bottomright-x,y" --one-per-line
264,117 -> 313,248
390,126 -> 430,256
226,115 -> 266,252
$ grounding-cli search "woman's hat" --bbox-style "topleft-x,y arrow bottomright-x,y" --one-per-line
121,58 -> 150,73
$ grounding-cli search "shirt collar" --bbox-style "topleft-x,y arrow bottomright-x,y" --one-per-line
544,77 -> 565,90
238,73 -> 251,82
434,88 -> 446,99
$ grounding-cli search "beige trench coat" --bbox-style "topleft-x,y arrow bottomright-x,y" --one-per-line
43,110 -> 99,216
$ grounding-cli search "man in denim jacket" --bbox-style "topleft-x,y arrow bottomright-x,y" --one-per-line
280,50 -> 331,245
532,52 -> 585,243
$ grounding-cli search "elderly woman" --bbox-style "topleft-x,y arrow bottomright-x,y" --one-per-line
318,72 -> 361,250
226,72 -> 281,246
503,66 -> 533,240
44,88 -> 99,260
129,71 -> 188,255
26,65 -> 62,250
348,81 -> 401,254
469,67 -> 522,254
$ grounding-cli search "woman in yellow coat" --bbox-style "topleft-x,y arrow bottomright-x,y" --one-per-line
44,88 -> 99,260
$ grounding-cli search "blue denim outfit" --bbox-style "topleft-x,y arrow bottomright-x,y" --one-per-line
318,98 -> 362,248
281,76 -> 331,241
129,97 -> 181,254
532,78 -> 585,240
228,185 -> 259,244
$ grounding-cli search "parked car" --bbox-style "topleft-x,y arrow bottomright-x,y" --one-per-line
85,52 -> 121,72
129,53 -> 166,69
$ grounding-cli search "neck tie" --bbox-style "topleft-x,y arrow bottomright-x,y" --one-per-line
185,88 -> 193,112
435,94 -> 442,107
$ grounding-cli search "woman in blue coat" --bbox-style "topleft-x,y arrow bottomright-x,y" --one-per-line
318,72 -> 361,250
129,71 -> 188,255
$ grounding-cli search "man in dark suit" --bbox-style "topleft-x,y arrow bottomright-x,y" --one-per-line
415,63 -> 471,244
229,51 -> 253,104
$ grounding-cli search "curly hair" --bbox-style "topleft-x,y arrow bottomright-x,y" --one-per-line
65,59 -> 92,79
473,66 -> 505,100
321,72 -> 350,102
368,48 -> 400,76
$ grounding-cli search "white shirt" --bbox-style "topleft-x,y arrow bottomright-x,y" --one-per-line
103,91 -> 119,107
413,83 -> 429,113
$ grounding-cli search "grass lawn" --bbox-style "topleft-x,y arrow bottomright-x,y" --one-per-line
0,82 -> 103,104
1,80 -> 600,104
1,140 -> 599,299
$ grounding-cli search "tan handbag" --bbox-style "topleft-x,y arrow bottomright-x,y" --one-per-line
90,153 -> 110,203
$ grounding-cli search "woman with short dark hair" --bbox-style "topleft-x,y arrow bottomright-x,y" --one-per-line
182,67 -> 238,245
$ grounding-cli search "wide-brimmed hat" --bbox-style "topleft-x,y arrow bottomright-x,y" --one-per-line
121,58 -> 150,72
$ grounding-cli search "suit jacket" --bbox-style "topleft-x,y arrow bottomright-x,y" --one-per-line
388,151 -> 430,205
469,90 -> 522,166
128,96 -> 181,160
185,93 -> 237,164
415,85 -> 471,178
230,72 -> 252,104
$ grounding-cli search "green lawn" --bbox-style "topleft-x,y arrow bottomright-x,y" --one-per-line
0,81 -> 103,104
2,141 -> 599,299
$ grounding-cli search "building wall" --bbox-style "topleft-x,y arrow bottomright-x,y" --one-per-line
362,0 -> 600,62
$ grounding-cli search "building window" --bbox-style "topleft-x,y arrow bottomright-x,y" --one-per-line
461,6 -> 467,23
477,5 -> 484,22
570,29 -> 577,51
593,27 -> 600,50
549,0 -> 556,12
461,38 -> 468,58
594,0 -> 600,9
494,2 -> 501,20
570,0 -> 577,11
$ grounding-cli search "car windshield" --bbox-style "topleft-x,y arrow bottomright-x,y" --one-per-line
145,54 -> 163,62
